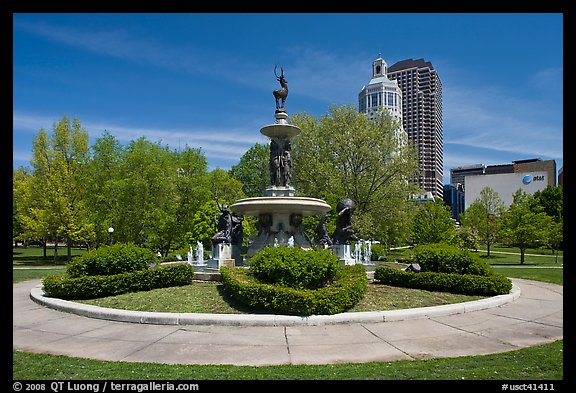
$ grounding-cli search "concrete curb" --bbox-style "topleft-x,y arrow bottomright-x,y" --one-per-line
29,283 -> 521,327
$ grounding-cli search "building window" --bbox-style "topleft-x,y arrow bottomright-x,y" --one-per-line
370,93 -> 379,108
387,92 -> 396,107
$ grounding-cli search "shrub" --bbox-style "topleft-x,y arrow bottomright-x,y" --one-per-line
373,266 -> 512,296
411,242 -> 492,276
42,263 -> 195,299
248,246 -> 339,290
370,243 -> 387,260
220,264 -> 367,315
66,243 -> 157,278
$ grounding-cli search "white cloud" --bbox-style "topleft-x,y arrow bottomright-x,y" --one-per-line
14,20 -> 212,75
443,83 -> 563,159
13,112 -> 268,168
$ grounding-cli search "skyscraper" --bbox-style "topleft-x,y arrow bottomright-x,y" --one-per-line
358,56 -> 403,123
358,56 -> 407,146
387,58 -> 443,200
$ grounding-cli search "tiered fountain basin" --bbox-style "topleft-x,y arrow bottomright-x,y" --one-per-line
231,196 -> 331,257
232,196 -> 331,216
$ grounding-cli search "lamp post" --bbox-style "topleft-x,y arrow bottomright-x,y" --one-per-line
108,227 -> 114,245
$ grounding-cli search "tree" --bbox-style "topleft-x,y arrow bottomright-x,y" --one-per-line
13,167 -> 35,247
410,200 -> 458,246
532,185 -> 563,221
290,104 -> 419,242
532,185 -> 563,255
460,187 -> 505,257
83,132 -> 125,248
500,189 -> 553,264
169,146 -> 211,251
548,218 -> 563,263
28,115 -> 91,262
229,143 -> 270,197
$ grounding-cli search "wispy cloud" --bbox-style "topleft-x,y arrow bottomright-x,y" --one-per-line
14,20 -> 370,106
14,20 -> 213,75
443,82 -> 563,159
13,112 -> 268,168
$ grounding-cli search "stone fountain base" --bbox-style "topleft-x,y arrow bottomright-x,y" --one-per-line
231,196 -> 331,257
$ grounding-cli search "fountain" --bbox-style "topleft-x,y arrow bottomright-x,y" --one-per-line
230,67 -> 331,257
187,241 -> 207,267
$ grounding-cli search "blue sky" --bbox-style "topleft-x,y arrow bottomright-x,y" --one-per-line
12,13 -> 564,184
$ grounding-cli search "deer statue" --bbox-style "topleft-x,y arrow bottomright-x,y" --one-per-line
273,65 -> 288,111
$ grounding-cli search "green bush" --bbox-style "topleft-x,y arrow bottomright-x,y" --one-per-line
370,243 -> 387,260
411,242 -> 492,276
66,243 -> 157,278
221,264 -> 367,315
373,266 -> 512,296
248,246 -> 339,290
42,263 -> 195,299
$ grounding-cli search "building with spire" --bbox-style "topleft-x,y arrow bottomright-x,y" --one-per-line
358,55 -> 403,123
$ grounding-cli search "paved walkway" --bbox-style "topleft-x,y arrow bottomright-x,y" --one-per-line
13,278 -> 563,366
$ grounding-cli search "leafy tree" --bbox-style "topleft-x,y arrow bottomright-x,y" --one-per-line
532,185 -> 563,221
111,137 -> 178,251
13,167 -> 36,247
229,143 -> 270,197
290,104 -> 419,242
460,187 -> 505,257
500,189 -> 553,264
167,146 -> 211,252
189,200 -> 222,251
456,225 -> 480,251
532,185 -> 563,254
548,218 -> 563,263
83,132 -> 125,248
207,168 -> 246,203
28,115 -> 91,262
410,200 -> 458,246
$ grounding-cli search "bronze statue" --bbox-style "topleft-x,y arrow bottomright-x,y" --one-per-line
231,214 -> 244,247
211,197 -> 232,246
315,213 -> 333,247
332,198 -> 358,245
273,65 -> 288,111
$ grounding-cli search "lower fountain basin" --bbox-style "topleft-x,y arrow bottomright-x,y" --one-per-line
231,196 -> 332,256
231,196 -> 331,216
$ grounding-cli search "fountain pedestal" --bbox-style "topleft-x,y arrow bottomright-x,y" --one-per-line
230,111 -> 331,258
207,243 -> 235,269
333,244 -> 356,265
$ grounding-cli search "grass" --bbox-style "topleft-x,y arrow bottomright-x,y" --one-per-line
12,244 -> 564,380
75,280 -> 486,313
13,340 -> 563,380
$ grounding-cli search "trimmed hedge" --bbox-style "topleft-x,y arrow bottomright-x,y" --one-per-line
220,264 -> 368,316
373,266 -> 512,296
66,243 -> 158,278
248,246 -> 339,290
42,263 -> 195,300
411,243 -> 492,276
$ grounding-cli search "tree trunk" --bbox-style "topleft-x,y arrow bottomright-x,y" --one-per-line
67,237 -> 72,262
53,237 -> 59,263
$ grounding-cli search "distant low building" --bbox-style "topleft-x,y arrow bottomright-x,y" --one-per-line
443,183 -> 464,222
448,158 -> 556,209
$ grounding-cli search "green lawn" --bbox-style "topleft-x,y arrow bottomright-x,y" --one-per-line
13,340 -> 563,380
